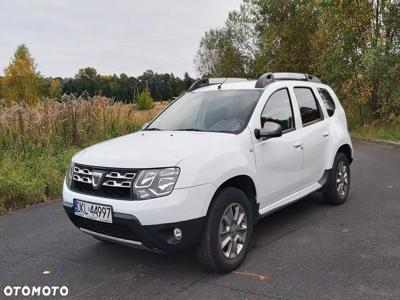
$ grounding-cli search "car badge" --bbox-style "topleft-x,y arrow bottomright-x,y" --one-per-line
92,170 -> 105,189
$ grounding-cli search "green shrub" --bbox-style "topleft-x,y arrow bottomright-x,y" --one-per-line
136,89 -> 154,110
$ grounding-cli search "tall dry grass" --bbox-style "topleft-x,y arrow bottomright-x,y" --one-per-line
0,95 -> 165,212
0,95 -> 163,151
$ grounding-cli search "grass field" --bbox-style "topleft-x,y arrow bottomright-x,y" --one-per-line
0,96 -> 165,213
0,96 -> 398,214
350,124 -> 400,143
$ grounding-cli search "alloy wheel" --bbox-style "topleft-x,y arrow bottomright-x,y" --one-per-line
336,161 -> 349,198
219,203 -> 248,259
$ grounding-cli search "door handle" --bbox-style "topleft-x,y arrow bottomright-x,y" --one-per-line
323,131 -> 329,137
293,142 -> 302,148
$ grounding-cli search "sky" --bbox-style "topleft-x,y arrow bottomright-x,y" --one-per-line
0,0 -> 242,78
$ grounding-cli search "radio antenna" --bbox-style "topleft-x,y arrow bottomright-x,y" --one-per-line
217,78 -> 227,90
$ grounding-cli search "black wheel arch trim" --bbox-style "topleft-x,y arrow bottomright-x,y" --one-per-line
210,175 -> 259,224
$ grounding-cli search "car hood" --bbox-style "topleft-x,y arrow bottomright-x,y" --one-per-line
73,131 -> 238,168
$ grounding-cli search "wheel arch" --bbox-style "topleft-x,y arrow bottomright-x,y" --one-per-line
326,142 -> 353,170
207,175 -> 259,224
337,144 -> 353,164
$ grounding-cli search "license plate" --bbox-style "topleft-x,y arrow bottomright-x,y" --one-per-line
73,199 -> 113,223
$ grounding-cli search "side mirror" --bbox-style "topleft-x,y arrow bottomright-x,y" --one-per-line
254,121 -> 282,140
141,122 -> 149,130
261,116 -> 268,128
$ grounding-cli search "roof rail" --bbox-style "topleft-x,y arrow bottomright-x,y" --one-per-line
187,77 -> 249,92
255,72 -> 321,89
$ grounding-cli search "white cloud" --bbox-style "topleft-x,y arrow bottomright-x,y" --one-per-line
0,0 -> 242,78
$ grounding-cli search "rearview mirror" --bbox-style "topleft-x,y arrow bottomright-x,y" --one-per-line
254,121 -> 282,140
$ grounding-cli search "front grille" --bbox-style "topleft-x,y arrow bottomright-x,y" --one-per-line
71,164 -> 138,199
71,215 -> 139,241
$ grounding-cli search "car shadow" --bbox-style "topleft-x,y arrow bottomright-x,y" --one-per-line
251,192 -> 329,248
80,192 -> 329,273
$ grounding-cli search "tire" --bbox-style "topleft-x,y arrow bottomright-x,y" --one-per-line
323,152 -> 351,205
196,187 -> 253,273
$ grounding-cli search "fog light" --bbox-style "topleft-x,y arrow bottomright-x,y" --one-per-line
173,228 -> 182,241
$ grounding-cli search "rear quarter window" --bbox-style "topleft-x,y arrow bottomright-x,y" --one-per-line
317,88 -> 336,117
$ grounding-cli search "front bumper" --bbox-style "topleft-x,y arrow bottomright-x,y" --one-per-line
62,181 -> 215,225
63,182 -> 216,252
64,205 -> 204,252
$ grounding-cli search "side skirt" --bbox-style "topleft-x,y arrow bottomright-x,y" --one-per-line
258,169 -> 331,218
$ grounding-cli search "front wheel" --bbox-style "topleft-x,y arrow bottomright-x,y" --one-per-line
323,152 -> 351,205
196,187 -> 253,273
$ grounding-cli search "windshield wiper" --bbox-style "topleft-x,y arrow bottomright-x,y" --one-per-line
144,127 -> 163,131
177,128 -> 205,132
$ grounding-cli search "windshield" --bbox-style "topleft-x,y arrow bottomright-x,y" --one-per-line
146,90 -> 263,133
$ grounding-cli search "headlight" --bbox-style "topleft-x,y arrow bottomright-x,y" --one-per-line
133,167 -> 180,200
65,162 -> 74,188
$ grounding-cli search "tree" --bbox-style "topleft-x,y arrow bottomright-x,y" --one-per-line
194,29 -> 222,76
183,72 -> 194,90
194,0 -> 259,77
136,88 -> 154,110
74,67 -> 100,96
2,44 -> 42,105
58,69 -> 192,102
48,78 -> 62,99
311,0 -> 372,122
364,0 -> 400,119
194,27 -> 250,78
255,0 -> 318,75
138,70 -> 193,100
76,67 -> 97,79
194,0 -> 400,125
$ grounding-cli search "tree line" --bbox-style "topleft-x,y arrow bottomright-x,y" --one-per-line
195,0 -> 400,126
0,45 -> 195,105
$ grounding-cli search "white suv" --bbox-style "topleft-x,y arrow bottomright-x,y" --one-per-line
63,73 -> 353,273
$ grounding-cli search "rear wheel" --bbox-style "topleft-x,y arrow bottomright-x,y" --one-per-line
323,152 -> 350,205
196,187 -> 253,273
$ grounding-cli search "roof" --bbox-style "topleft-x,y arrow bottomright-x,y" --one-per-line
188,73 -> 322,92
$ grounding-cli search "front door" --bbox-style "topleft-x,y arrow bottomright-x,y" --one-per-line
253,88 -> 303,209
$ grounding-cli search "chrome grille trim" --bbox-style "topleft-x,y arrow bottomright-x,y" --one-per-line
74,166 -> 92,176
73,174 -> 93,184
103,180 -> 132,188
71,164 -> 138,198
105,172 -> 136,180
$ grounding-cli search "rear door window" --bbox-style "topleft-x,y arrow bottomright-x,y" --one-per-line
294,87 -> 323,125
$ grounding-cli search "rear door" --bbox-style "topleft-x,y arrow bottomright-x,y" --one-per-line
292,86 -> 330,187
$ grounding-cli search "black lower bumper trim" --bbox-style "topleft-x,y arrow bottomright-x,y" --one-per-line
64,206 -> 204,252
